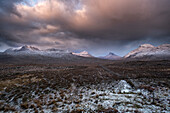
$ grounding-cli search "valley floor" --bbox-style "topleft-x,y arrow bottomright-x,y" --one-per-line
0,60 -> 169,112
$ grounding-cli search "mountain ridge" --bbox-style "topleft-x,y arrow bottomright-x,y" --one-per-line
0,45 -> 112,64
124,44 -> 170,59
1,44 -> 170,63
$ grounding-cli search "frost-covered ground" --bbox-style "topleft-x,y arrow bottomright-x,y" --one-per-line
0,61 -> 170,113
0,79 -> 169,113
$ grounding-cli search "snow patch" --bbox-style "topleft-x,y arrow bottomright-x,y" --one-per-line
72,51 -> 93,57
114,80 -> 132,93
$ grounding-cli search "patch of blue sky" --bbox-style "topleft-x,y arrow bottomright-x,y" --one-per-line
20,0 -> 45,7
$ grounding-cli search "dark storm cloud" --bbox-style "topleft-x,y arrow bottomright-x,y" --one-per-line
0,0 -> 40,48
69,0 -> 170,42
0,0 -> 20,48
0,0 -> 170,55
0,0 -> 23,17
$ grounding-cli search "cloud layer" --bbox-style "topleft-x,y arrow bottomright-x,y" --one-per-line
0,0 -> 170,56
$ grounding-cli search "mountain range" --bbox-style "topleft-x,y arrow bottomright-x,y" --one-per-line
0,45 -> 108,64
0,44 -> 169,64
4,45 -> 70,56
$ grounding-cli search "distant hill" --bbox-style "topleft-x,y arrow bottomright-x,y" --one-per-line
99,52 -> 122,60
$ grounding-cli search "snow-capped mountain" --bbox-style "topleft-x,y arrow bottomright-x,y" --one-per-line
0,45 -> 110,64
72,51 -> 93,57
99,52 -> 122,60
4,45 -> 71,58
124,44 -> 170,59
18,45 -> 40,51
4,45 -> 40,55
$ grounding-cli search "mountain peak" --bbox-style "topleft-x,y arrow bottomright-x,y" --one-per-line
72,51 -> 93,57
124,43 -> 170,59
139,44 -> 154,48
19,45 -> 39,51
4,45 -> 40,54
99,52 -> 121,60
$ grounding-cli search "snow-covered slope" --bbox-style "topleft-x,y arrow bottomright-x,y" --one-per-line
100,52 -> 122,60
4,45 -> 72,58
72,51 -> 93,57
124,44 -> 170,59
5,45 -> 40,54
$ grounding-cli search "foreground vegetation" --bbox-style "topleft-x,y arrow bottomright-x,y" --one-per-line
0,60 -> 169,112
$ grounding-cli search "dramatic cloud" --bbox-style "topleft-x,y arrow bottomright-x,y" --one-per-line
0,0 -> 170,56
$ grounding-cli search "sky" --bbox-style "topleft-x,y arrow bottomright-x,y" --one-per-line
0,0 -> 170,56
